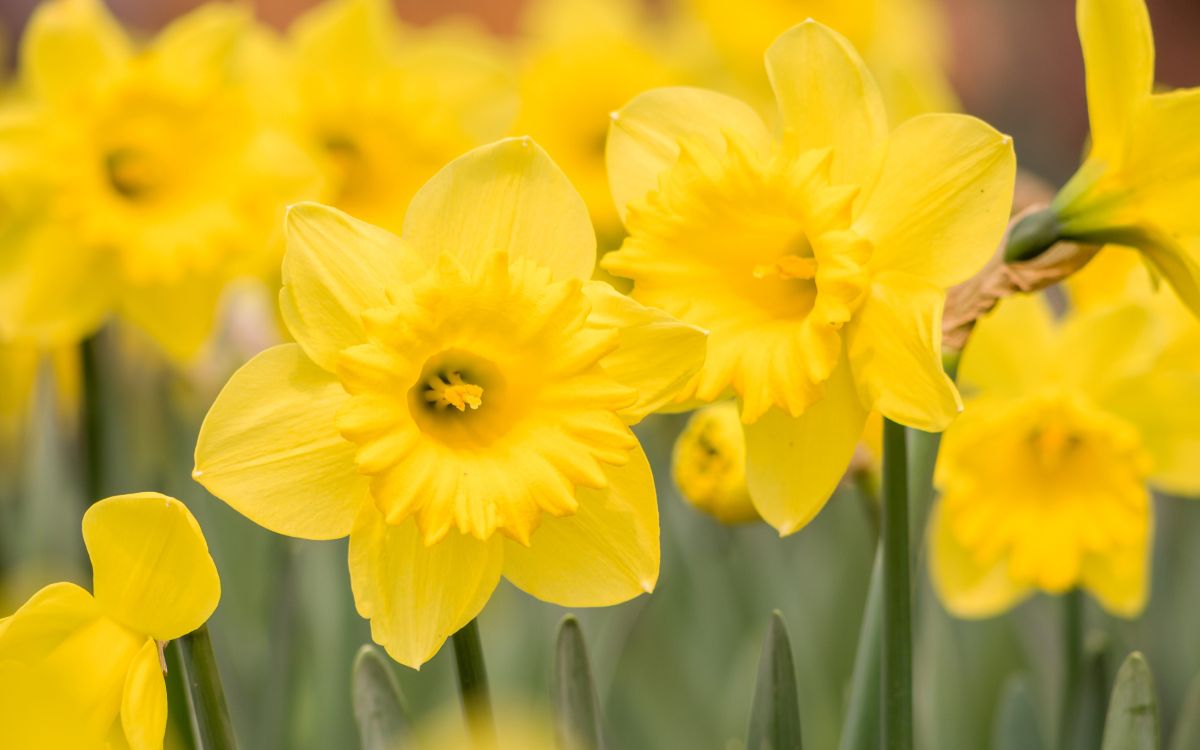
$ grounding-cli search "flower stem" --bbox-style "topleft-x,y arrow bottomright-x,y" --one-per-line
881,418 -> 913,750
452,618 -> 497,744
1004,207 -> 1062,262
839,550 -> 882,750
79,332 -> 106,503
177,625 -> 238,750
1058,589 -> 1084,750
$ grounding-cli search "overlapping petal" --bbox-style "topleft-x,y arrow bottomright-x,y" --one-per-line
20,0 -> 131,104
956,294 -> 1055,399
928,504 -> 1033,618
1077,0 -> 1154,156
120,639 -> 167,750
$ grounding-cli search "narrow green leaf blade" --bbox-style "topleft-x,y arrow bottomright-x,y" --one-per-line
1168,673 -> 1200,750
352,644 -> 410,750
554,616 -> 604,750
1101,652 -> 1159,750
747,611 -> 803,750
991,675 -> 1044,750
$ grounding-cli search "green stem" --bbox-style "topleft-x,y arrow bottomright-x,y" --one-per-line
79,332 -> 105,503
839,551 -> 882,750
881,418 -> 913,750
452,618 -> 497,744
165,640 -> 199,750
178,625 -> 238,750
1004,207 -> 1063,262
1058,589 -> 1084,750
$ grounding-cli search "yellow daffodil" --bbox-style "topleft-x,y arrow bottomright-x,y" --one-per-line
278,0 -> 516,232
193,138 -> 706,668
673,402 -> 759,524
604,21 -> 1015,535
1050,0 -> 1200,316
683,0 -> 958,122
931,295 -> 1200,618
0,492 -> 220,749
0,0 -> 315,361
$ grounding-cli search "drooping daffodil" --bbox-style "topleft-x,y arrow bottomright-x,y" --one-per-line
0,493 -> 220,749
194,138 -> 706,668
604,20 -> 1015,534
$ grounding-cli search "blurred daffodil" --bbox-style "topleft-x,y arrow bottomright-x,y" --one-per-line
1049,0 -> 1200,315
0,0 -> 316,361
931,295 -> 1200,618
673,402 -> 758,524
194,138 -> 705,668
278,0 -> 516,232
0,493 -> 220,749
605,21 -> 1015,534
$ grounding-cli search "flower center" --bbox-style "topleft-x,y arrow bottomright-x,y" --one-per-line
424,372 -> 483,412
407,349 -> 510,447
104,148 -> 160,201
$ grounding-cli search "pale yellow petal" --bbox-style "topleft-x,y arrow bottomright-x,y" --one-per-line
1077,0 -> 1154,157
1125,88 -> 1200,233
120,639 -> 166,750
193,343 -> 367,541
847,271 -> 960,432
348,507 -> 503,669
928,502 -> 1033,618
1080,513 -> 1151,618
765,20 -> 887,187
150,1 -> 250,94
582,281 -> 706,423
402,137 -> 595,281
281,202 -> 418,372
856,114 -> 1016,287
119,274 -> 224,365
957,294 -> 1056,399
502,443 -> 659,606
1140,236 -> 1200,319
607,86 -> 771,221
20,0 -> 131,104
1102,371 -> 1200,497
83,493 -> 220,641
0,582 -> 101,659
291,0 -> 396,72
744,361 -> 868,535
1057,302 -> 1162,397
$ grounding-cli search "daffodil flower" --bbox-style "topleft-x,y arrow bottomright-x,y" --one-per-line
604,20 -> 1015,534
194,137 -> 706,668
672,402 -> 760,524
1050,0 -> 1200,316
931,295 -> 1200,618
0,0 -> 315,360
0,493 -> 220,749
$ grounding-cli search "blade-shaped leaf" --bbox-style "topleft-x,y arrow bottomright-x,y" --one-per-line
554,616 -> 605,750
991,675 -> 1044,750
747,611 -> 803,750
1101,652 -> 1158,750
352,644 -> 410,750
1168,673 -> 1200,750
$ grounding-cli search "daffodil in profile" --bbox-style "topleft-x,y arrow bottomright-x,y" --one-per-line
194,138 -> 705,668
1048,0 -> 1200,315
0,0 -> 315,361
604,20 -> 1015,534
930,295 -> 1200,618
0,493 -> 220,749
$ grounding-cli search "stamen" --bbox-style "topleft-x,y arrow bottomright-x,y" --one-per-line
424,372 -> 483,412
753,255 -> 819,280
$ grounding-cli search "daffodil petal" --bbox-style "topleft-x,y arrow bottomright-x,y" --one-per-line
765,20 -> 887,188
150,1 -> 250,94
402,137 -> 595,281
744,361 -> 867,535
1077,0 -> 1154,157
1101,371 -> 1200,497
847,271 -> 961,432
928,502 -> 1033,618
291,0 -> 396,71
0,582 -> 101,659
607,86 -> 771,221
193,343 -> 367,541
1058,302 -> 1162,397
119,274 -> 224,365
957,294 -> 1055,400
502,443 -> 659,606
120,639 -> 166,750
348,507 -> 503,669
1080,512 -> 1151,618
20,0 -> 131,104
1139,237 -> 1200,319
582,281 -> 706,423
1126,88 -> 1200,233
856,114 -> 1016,287
282,202 -> 417,372
83,493 -> 220,641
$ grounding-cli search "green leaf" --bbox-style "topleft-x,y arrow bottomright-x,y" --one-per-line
1101,652 -> 1159,750
554,616 -> 605,750
747,611 -> 803,750
1168,673 -> 1200,750
352,644 -> 410,750
991,675 -> 1043,750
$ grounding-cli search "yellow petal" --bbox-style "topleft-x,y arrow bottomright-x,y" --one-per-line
606,86 -> 771,221
119,274 -> 224,365
847,271 -> 960,432
0,582 -> 101,659
149,1 -> 250,94
348,507 -> 503,669
194,343 -> 367,541
402,137 -> 595,281
120,639 -> 166,750
1102,371 -> 1200,497
502,443 -> 659,606
282,202 -> 418,372
1139,236 -> 1200,319
291,0 -> 396,72
1057,302 -> 1162,397
20,0 -> 131,104
1080,515 -> 1151,619
1077,0 -> 1154,157
765,20 -> 887,188
957,294 -> 1055,399
1126,88 -> 1200,234
582,281 -> 706,423
83,493 -> 220,641
928,502 -> 1033,618
856,114 -> 1016,287
744,361 -> 867,535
